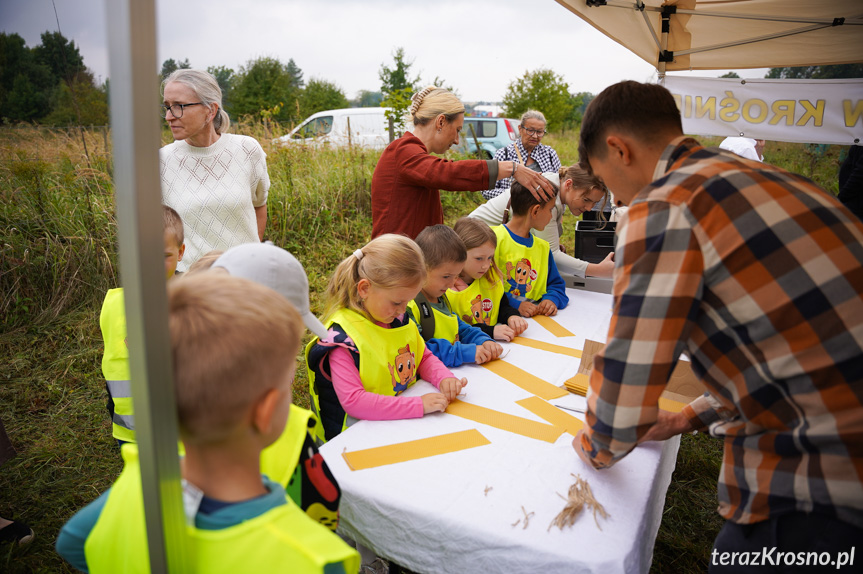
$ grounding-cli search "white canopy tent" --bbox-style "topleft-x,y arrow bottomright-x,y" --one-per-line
556,0 -> 863,144
555,0 -> 863,75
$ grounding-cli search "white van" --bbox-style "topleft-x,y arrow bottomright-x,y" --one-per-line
275,107 -> 392,150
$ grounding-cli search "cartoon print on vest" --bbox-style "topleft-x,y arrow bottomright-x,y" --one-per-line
505,258 -> 535,298
387,343 -> 416,395
462,294 -> 492,325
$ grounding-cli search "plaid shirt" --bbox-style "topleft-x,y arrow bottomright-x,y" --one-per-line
484,141 -> 561,199
580,137 -> 863,528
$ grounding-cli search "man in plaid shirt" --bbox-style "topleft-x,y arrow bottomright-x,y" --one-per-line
574,81 -> 863,567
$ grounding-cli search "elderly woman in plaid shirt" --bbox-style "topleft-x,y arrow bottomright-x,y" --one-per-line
484,110 -> 562,200
575,81 -> 863,571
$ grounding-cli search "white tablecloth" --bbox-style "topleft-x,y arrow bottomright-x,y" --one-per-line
319,289 -> 680,573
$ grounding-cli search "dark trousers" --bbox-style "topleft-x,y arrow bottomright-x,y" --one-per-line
709,512 -> 862,573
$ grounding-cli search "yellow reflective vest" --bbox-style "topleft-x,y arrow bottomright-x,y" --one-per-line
307,308 -> 426,442
100,288 -> 136,443
83,444 -> 359,574
492,225 -> 550,302
407,295 -> 459,343
447,272 -> 505,327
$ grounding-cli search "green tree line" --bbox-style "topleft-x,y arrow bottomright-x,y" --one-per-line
4,31 -> 859,130
1,31 -> 108,125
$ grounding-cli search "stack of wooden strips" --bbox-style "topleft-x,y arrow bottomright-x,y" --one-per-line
564,373 -> 589,396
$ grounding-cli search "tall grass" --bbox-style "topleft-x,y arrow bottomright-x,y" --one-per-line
0,124 -> 849,572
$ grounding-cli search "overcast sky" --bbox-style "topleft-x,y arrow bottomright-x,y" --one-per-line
1,0 -> 768,103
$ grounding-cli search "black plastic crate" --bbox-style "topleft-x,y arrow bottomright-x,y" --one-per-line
574,220 -> 617,264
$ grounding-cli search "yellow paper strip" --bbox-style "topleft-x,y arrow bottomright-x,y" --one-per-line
658,396 -> 688,414
446,400 -> 565,443
515,396 -> 584,436
510,337 -> 582,358
342,429 -> 490,471
564,373 -> 589,396
481,360 -> 568,400
532,315 -> 575,337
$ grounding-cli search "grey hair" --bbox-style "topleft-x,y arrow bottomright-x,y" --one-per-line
520,109 -> 546,126
162,69 -> 231,134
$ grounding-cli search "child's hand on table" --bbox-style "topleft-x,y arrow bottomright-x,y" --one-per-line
474,345 -> 493,364
439,377 -> 468,402
422,393 -> 449,414
518,300 -> 538,317
493,324 -> 516,342
507,315 -> 528,336
536,300 -> 558,316
481,340 -> 503,360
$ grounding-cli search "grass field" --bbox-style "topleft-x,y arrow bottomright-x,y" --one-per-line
0,124 -> 848,572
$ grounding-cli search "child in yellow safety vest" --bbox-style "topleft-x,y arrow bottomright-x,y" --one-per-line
57,274 -> 360,574
449,217 -> 529,342
408,224 -> 503,367
99,205 -> 185,446
493,179 -> 570,317
306,234 -> 468,442
211,242 -> 343,533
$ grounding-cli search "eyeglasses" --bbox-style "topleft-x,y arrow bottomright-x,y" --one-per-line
162,102 -> 204,118
520,126 -> 546,137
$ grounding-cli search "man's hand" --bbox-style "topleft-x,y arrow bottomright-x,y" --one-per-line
638,410 -> 694,443
571,430 -> 599,469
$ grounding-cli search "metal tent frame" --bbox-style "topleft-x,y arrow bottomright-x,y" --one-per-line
105,1 -> 189,571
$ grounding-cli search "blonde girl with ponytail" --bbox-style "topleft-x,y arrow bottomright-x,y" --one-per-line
307,234 -> 467,442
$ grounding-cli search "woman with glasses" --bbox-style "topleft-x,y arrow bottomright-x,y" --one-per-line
159,69 -> 270,272
483,110 -> 562,200
469,164 -> 614,278
371,86 -> 555,239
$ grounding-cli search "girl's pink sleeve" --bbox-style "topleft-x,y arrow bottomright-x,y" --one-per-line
418,347 -> 456,388
329,347 -> 424,420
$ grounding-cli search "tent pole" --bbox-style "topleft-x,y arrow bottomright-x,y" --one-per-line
105,1 -> 190,572
657,5 -> 672,81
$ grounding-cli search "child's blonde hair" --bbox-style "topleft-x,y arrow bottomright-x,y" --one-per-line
162,205 -> 184,247
453,217 -> 503,286
185,250 -> 225,275
168,273 -> 302,443
324,235 -> 426,321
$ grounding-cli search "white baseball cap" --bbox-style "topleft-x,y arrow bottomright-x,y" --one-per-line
213,242 -> 329,339
541,171 -> 561,188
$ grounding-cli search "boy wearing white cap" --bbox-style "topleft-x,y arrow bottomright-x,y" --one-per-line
212,242 -> 340,533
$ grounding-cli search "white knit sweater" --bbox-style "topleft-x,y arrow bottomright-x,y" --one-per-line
160,133 -> 270,272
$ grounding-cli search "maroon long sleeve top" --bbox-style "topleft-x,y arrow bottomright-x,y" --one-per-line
371,132 -> 495,239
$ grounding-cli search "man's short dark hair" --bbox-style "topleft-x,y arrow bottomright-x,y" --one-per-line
415,224 -> 467,268
578,81 -> 683,172
510,179 -> 559,216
